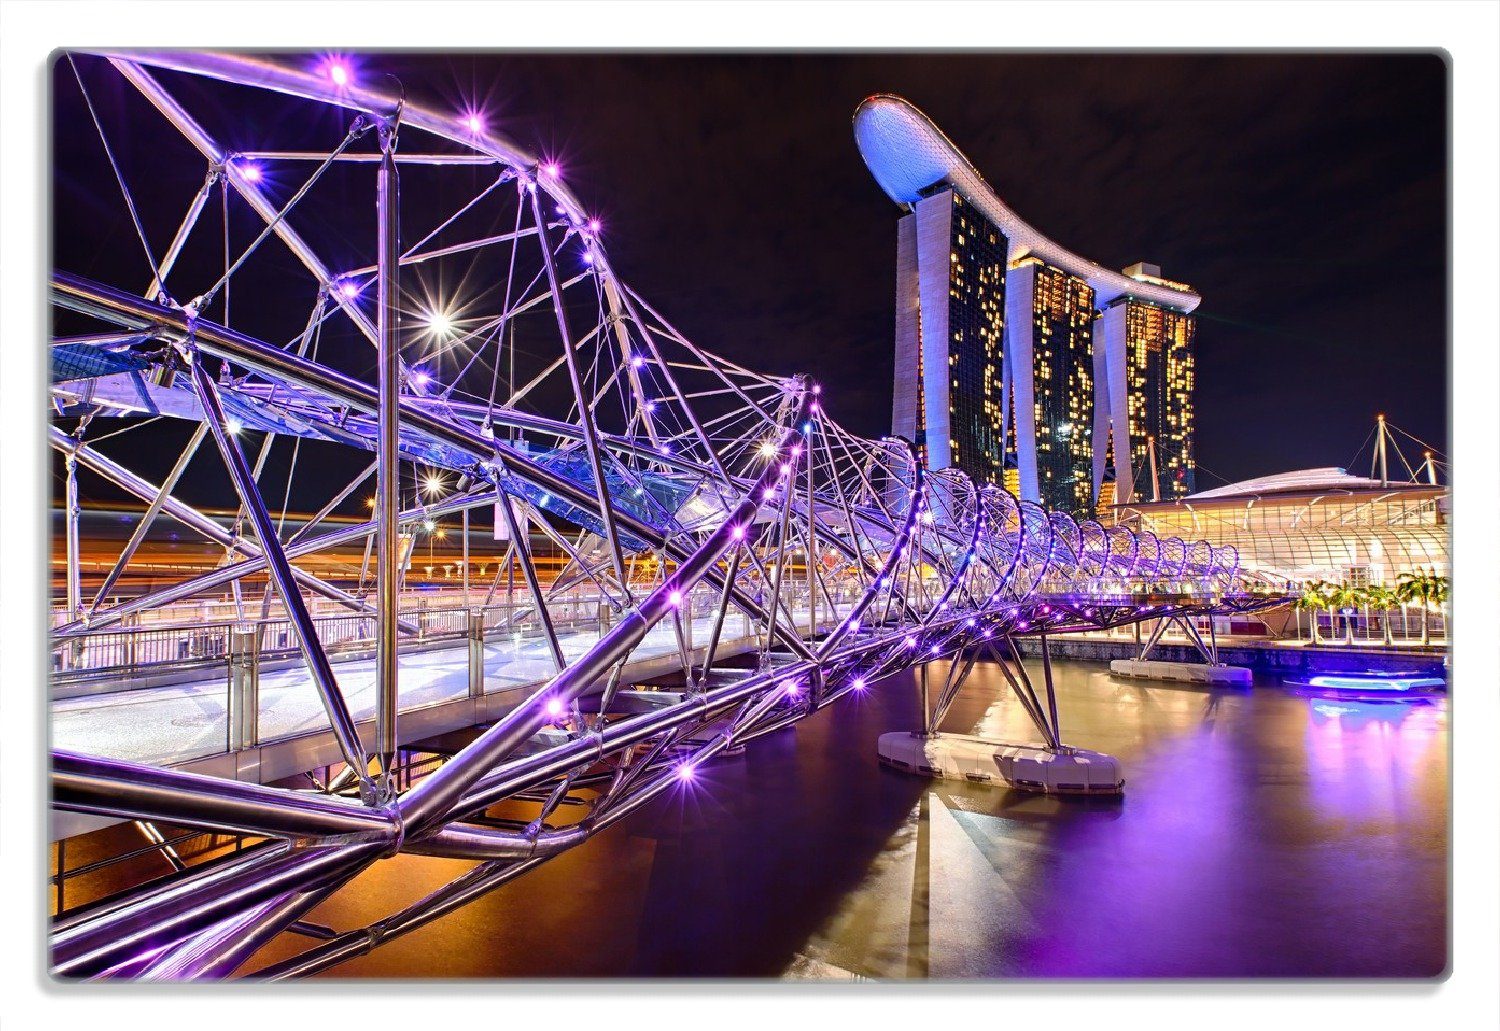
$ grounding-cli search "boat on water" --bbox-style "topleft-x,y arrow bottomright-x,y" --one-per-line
1285,669 -> 1445,701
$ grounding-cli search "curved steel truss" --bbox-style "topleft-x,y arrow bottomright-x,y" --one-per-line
48,51 -> 1287,979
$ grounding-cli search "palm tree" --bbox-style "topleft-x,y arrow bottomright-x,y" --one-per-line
1363,584 -> 1399,646
1294,580 -> 1328,643
1395,571 -> 1450,646
1329,582 -> 1361,645
1392,573 -> 1428,645
1431,575 -> 1450,641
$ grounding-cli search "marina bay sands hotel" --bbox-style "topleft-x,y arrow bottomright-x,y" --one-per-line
854,94 -> 1200,514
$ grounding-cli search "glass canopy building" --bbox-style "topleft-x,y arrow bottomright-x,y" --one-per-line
854,94 -> 1201,514
1109,468 -> 1449,586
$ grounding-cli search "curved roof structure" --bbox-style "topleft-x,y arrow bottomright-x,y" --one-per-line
853,94 -> 1202,313
1183,467 -> 1441,502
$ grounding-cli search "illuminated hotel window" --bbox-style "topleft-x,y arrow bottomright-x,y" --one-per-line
1024,263 -> 1096,515
931,189 -> 1009,486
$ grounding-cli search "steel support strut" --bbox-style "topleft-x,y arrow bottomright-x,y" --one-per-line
374,112 -> 402,797
187,351 -> 377,802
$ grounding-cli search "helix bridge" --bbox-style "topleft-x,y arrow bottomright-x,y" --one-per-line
48,51 -> 1289,979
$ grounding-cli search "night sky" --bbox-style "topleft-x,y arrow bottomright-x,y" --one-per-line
54,51 -> 1449,498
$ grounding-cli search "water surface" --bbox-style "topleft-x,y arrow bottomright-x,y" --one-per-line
245,659 -> 1447,979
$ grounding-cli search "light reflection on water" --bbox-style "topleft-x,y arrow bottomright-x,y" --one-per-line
248,659 -> 1446,980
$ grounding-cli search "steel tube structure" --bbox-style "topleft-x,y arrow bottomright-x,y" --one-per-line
375,115 -> 402,794
52,750 -> 395,840
48,50 -> 1289,980
189,355 -> 376,801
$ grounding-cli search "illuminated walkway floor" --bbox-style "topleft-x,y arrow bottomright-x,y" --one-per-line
51,611 -> 766,768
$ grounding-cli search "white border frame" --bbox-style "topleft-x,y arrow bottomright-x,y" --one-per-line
3,2 -> 1496,1026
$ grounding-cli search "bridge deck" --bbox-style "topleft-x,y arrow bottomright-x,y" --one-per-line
51,608 -> 804,831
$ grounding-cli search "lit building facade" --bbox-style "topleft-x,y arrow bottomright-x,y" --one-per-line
855,94 -> 1201,514
1094,262 -> 1197,503
1006,258 -> 1097,514
891,187 -> 1008,486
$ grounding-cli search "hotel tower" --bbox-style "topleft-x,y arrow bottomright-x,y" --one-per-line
855,94 -> 1200,512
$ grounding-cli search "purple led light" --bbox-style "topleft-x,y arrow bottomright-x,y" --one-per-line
465,113 -> 484,133
588,218 -> 601,233
542,161 -> 560,177
762,487 -> 775,500
629,354 -> 645,369
730,524 -> 746,541
675,763 -> 696,783
784,682 -> 801,697
929,644 -> 941,655
544,697 -> 564,718
852,677 -> 867,691
667,589 -> 682,607
238,161 -> 262,183
411,369 -> 431,388
326,60 -> 351,87
904,635 -> 917,649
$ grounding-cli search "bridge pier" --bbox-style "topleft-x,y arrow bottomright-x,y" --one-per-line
878,633 -> 1124,795
1109,612 -> 1253,686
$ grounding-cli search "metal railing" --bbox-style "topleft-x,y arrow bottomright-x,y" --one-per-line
1291,606 -> 1448,647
